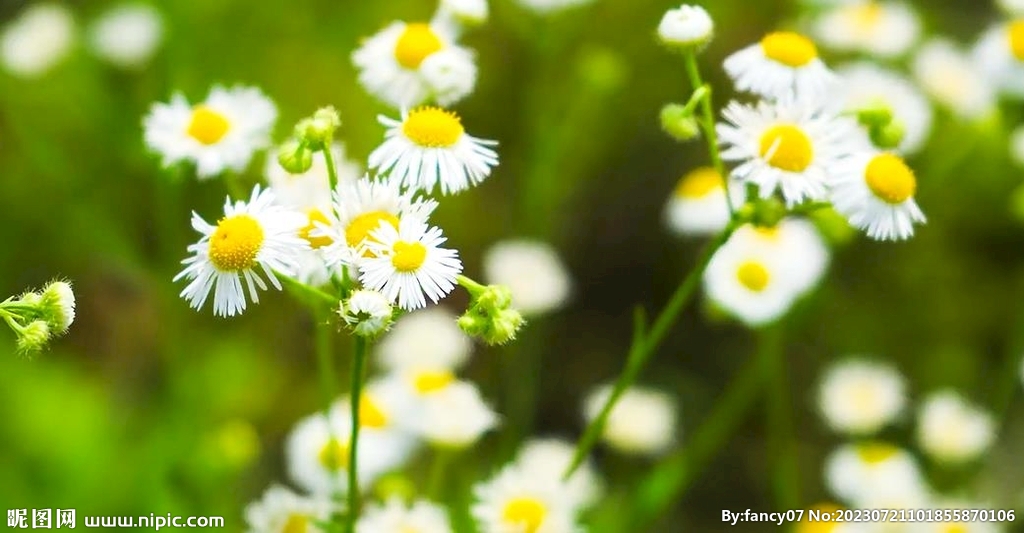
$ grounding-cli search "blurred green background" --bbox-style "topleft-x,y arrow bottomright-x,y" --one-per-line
2,0 -> 1024,531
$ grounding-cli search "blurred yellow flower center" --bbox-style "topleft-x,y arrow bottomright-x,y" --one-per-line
345,211 -> 400,248
359,394 -> 389,428
760,124 -> 813,172
797,503 -> 843,533
282,514 -> 309,533
318,437 -> 349,471
502,497 -> 546,533
848,2 -> 882,32
753,225 -> 781,241
187,105 -> 230,145
760,32 -> 818,67
943,525 -> 968,533
392,241 -> 428,272
300,208 -> 332,249
674,167 -> 723,199
850,382 -> 879,411
736,261 -> 770,292
856,442 -> 898,464
209,215 -> 264,272
864,153 -> 916,204
403,107 -> 464,148
414,370 -> 455,394
394,23 -> 443,69
1007,20 -> 1024,61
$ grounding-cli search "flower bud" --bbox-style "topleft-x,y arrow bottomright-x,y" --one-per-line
340,290 -> 394,337
440,0 -> 488,26
856,105 -> 894,128
657,5 -> 714,50
483,309 -> 524,345
660,103 -> 701,142
295,106 -> 341,148
869,121 -> 906,150
277,140 -> 313,174
17,320 -> 51,355
40,280 -> 75,334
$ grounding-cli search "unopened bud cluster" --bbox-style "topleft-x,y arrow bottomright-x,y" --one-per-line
457,277 -> 525,346
1,280 -> 76,356
277,106 -> 342,174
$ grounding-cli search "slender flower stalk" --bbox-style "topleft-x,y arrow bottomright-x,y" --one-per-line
684,51 -> 736,217
346,336 -> 369,533
322,145 -> 340,191
762,324 -> 800,509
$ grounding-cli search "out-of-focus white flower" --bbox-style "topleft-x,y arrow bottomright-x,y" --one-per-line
974,20 -> 1024,100
89,4 -> 162,69
657,5 -> 714,49
724,31 -> 836,102
513,0 -> 596,14
482,239 -> 571,315
515,438 -> 603,509
998,0 -> 1024,15
813,1 -> 920,58
916,390 -> 996,464
831,151 -> 925,241
836,63 -> 932,155
409,378 -> 498,448
437,0 -> 489,28
664,167 -> 745,237
583,385 -> 677,455
1,4 -> 74,78
818,358 -> 906,435
377,308 -> 473,373
913,39 -> 996,121
727,218 -> 830,296
824,442 -> 928,508
244,485 -> 334,533
472,464 -> 580,533
357,498 -> 452,533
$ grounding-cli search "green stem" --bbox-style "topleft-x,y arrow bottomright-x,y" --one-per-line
762,324 -> 800,510
426,447 -> 453,500
277,273 -> 339,307
683,51 -> 735,218
789,201 -> 832,216
322,145 -> 340,192
629,347 -> 767,528
346,336 -> 368,533
564,222 -> 739,478
314,313 -> 336,415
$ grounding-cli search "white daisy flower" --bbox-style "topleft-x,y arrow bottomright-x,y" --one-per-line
723,31 -> 836,102
657,5 -> 714,49
244,485 -> 334,533
818,359 -> 906,435
664,167 -> 745,237
830,151 -> 925,241
88,4 -> 163,69
836,63 -> 933,155
369,107 -> 499,195
472,464 -> 580,533
377,308 -> 473,373
266,143 -> 361,286
583,384 -> 677,456
912,39 -> 996,121
403,376 -> 499,448
352,21 -> 476,109
515,439 -> 603,509
812,1 -> 920,59
513,0 -> 596,14
173,186 -> 309,317
357,498 -> 453,533
482,239 -> 571,315
998,0 -> 1024,15
718,100 -> 860,207
143,85 -> 277,178
0,3 -> 74,78
702,228 -> 806,326
917,391 -> 996,464
973,20 -> 1024,100
340,290 -> 394,337
436,0 -> 489,30
727,218 -> 830,296
360,217 -> 463,311
824,442 -> 927,507
331,377 -> 421,465
317,177 -> 437,269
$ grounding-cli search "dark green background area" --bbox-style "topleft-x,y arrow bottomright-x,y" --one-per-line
1,0 -> 1023,531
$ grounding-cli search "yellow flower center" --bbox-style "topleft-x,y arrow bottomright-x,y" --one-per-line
392,241 -> 428,272
850,382 -> 879,412
849,2 -> 882,32
282,514 -> 309,533
359,394 -> 389,429
394,23 -> 443,69
796,503 -> 843,533
943,525 -> 968,533
345,211 -> 401,249
1008,20 -> 1024,61
402,107 -> 465,148
674,167 -> 723,199
856,442 -> 899,465
208,215 -> 264,272
759,124 -> 814,172
753,225 -> 781,241
760,32 -> 818,67
318,437 -> 349,471
300,208 -> 333,249
187,105 -> 230,145
502,497 -> 546,533
864,153 -> 916,204
414,371 -> 455,394
736,261 -> 771,292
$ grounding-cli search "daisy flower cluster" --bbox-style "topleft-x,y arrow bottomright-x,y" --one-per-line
0,280 -> 76,357
811,357 -> 1000,525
